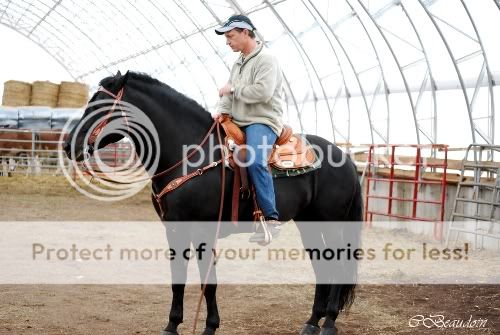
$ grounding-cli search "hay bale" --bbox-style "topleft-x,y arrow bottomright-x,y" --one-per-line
57,81 -> 89,108
30,81 -> 59,107
2,80 -> 32,106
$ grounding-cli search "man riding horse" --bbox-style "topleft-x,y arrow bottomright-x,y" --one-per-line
214,14 -> 283,244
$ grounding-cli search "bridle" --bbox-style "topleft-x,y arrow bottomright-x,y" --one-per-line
84,86 -> 128,159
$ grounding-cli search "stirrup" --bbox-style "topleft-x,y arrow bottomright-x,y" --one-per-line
249,216 -> 281,246
259,216 -> 273,245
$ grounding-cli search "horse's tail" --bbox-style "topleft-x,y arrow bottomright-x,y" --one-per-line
339,166 -> 363,311
344,168 -> 364,222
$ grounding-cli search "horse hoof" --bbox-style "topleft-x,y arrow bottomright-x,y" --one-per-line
201,328 -> 216,335
300,323 -> 321,335
319,326 -> 337,335
160,330 -> 179,335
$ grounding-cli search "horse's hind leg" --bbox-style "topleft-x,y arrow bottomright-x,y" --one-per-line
319,285 -> 344,335
162,222 -> 190,335
297,222 -> 329,335
319,224 -> 358,335
299,284 -> 329,335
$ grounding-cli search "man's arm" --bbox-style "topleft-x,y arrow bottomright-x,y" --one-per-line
216,91 -> 233,115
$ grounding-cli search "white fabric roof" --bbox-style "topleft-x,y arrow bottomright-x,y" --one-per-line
1,0 -> 499,145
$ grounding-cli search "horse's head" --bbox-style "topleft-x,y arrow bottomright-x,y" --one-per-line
63,71 -> 130,161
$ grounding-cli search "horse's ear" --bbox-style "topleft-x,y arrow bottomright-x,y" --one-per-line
115,71 -> 130,88
116,70 -> 122,77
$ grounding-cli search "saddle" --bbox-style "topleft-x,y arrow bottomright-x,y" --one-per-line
218,115 -> 319,224
218,114 -> 317,170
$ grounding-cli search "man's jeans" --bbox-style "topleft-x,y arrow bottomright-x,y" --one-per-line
243,124 -> 279,220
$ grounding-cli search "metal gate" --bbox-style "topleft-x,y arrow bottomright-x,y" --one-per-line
364,144 -> 448,240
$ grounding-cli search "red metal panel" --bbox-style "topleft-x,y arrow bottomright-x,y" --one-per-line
364,144 -> 448,240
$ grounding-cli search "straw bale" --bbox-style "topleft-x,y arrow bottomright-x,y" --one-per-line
57,81 -> 89,108
30,81 -> 59,107
2,80 -> 32,106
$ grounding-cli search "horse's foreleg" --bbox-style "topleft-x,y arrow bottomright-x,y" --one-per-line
193,239 -> 220,335
199,282 -> 218,335
162,284 -> 185,335
162,223 -> 190,335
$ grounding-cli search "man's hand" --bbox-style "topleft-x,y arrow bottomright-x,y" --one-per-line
219,82 -> 232,97
212,113 -> 230,122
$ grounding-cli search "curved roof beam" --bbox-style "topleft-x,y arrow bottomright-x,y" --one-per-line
461,0 -> 495,145
46,2 -> 142,80
418,0 -> 493,144
0,22 -> 75,80
261,0 -> 326,138
122,0 -> 209,109
300,0 -> 352,145
149,0 -> 221,96
0,0 -> 107,77
174,0 -> 231,72
45,1 -> 110,70
400,2 -> 438,144
343,0 -> 392,145
417,0 -> 474,143
261,0 -> 346,142
354,0 -> 421,144
63,0 -> 143,76
304,0 -> 376,145
73,1 -> 195,100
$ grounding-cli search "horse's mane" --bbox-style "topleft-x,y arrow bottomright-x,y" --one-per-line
129,72 -> 209,116
98,71 -> 209,116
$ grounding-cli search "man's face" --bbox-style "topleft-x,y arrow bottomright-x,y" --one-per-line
224,29 -> 248,52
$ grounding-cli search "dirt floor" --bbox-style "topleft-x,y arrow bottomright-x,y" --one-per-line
0,176 -> 499,335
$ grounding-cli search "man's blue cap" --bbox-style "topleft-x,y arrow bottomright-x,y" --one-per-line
215,15 -> 256,35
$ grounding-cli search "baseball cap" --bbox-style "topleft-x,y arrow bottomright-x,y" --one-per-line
215,14 -> 256,35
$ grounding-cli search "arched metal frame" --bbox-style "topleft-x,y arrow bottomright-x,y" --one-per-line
0,0 -> 498,146
399,2 -> 438,144
355,0 -> 421,144
301,0 -> 352,145
263,0 -> 345,142
305,0 -> 376,144
347,0 -> 393,144
417,0 -> 495,145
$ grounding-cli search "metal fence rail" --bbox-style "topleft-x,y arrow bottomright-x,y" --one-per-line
0,128 -> 133,176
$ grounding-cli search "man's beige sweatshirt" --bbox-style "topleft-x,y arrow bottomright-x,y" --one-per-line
217,41 -> 284,136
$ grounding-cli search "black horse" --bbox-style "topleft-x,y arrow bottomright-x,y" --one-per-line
64,71 -> 362,335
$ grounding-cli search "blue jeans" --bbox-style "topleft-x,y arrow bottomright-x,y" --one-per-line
243,124 -> 279,220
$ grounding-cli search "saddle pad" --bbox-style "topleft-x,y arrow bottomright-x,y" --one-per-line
271,159 -> 321,178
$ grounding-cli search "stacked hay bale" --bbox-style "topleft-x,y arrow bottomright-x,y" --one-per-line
57,81 -> 89,107
2,80 -> 32,106
2,80 -> 89,108
30,81 -> 59,107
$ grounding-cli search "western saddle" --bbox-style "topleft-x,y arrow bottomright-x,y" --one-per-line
218,115 -> 317,224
